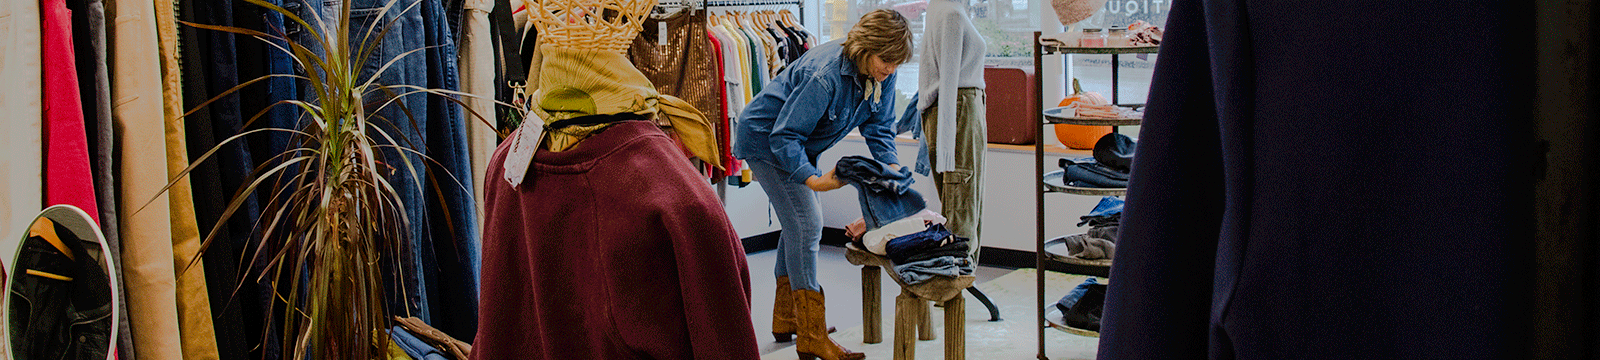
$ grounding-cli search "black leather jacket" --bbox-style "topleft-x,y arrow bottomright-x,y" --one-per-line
8,221 -> 113,360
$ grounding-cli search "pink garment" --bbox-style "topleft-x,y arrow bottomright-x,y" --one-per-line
42,0 -> 99,223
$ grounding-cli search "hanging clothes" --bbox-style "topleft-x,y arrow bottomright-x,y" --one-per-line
234,1 -> 296,357
420,0 -> 482,342
460,0 -> 498,230
42,0 -> 99,223
176,0 -> 258,358
68,0 -> 135,356
0,0 -> 43,273
154,0 -> 225,356
107,0 -> 185,356
629,8 -> 725,154
346,0 -> 434,325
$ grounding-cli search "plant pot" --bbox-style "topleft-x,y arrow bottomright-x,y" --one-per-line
1051,0 -> 1109,26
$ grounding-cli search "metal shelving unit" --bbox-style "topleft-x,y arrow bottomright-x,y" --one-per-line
1033,31 -> 1159,359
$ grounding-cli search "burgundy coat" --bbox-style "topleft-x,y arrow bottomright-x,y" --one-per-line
473,120 -> 760,360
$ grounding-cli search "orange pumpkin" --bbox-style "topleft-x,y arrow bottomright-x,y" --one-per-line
1053,78 -> 1112,149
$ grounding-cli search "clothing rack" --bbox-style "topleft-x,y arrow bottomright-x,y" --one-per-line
658,0 -> 806,23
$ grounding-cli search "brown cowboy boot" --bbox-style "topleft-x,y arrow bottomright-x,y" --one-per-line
773,276 -> 836,342
793,288 -> 865,360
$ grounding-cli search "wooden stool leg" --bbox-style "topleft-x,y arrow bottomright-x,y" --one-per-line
863,266 -> 882,344
918,298 -> 936,341
944,296 -> 965,360
895,290 -> 919,360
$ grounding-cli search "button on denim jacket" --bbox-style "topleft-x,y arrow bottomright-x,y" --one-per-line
733,39 -> 902,184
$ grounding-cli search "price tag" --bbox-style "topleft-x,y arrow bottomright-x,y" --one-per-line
658,22 -> 669,46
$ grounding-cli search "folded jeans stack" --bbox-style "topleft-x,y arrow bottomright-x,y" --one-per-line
884,224 -> 975,285
1060,133 -> 1136,188
1054,278 -> 1106,331
1067,196 -> 1123,260
855,209 -> 947,255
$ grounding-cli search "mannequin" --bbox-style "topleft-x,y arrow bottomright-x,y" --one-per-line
472,0 -> 757,358
916,0 -> 988,258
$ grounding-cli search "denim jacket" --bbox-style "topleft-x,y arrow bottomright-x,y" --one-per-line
733,39 -> 901,184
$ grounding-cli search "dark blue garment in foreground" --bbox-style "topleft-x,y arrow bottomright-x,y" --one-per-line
1098,0 -> 1529,359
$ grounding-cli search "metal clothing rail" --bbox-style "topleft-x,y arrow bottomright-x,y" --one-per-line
657,0 -> 806,23
703,0 -> 802,7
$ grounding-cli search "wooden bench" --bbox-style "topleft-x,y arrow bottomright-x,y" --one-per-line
844,243 -> 978,360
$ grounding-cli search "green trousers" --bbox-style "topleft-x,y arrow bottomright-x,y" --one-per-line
921,88 -> 986,261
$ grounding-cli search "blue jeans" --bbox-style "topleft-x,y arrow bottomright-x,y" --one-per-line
348,0 -> 432,322
420,0 -> 480,341
749,160 -> 825,292
892,256 -> 973,286
835,156 -> 926,230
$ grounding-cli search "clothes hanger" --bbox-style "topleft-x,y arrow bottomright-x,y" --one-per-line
25,217 -> 76,281
27,217 -> 73,261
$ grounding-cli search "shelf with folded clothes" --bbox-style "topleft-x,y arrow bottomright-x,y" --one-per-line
1045,276 -> 1107,337
1042,106 -> 1145,126
1044,307 -> 1100,337
1042,235 -> 1115,268
1043,170 -> 1128,196
1034,30 -> 1153,349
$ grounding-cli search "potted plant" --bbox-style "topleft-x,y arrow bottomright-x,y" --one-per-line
160,0 -> 493,357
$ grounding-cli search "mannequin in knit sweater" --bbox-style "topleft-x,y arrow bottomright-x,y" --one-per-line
916,0 -> 988,257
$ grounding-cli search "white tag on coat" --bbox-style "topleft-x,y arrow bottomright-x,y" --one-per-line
502,109 -> 543,188
659,22 -> 669,46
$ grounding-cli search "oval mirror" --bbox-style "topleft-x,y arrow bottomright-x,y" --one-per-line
3,205 -> 119,360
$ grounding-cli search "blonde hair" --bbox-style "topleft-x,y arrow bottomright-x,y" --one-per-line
843,9 -> 914,67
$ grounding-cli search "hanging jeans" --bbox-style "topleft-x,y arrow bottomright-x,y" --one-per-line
749,160 -> 826,292
422,0 -> 480,342
921,88 -> 986,260
347,0 -> 434,322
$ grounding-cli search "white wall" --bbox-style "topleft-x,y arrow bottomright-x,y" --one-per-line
722,135 -> 1113,252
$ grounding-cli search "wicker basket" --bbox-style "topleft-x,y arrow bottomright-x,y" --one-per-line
1051,0 -> 1108,26
527,0 -> 656,53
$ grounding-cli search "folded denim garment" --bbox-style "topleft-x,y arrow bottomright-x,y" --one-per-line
1055,278 -> 1100,314
1084,196 -> 1124,218
1061,158 -> 1129,188
899,239 -> 972,264
894,256 -> 974,285
837,156 -> 927,230
885,223 -> 956,264
391,327 -> 448,360
1077,214 -> 1121,228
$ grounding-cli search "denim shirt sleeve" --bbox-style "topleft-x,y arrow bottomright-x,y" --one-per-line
860,73 -> 901,166
770,75 -> 835,184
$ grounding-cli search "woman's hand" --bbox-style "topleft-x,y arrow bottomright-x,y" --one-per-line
805,169 -> 845,192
